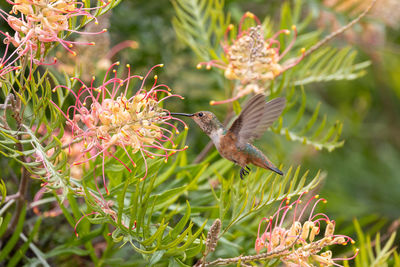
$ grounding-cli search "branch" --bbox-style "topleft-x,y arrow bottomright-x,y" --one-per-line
304,0 -> 377,58
204,233 -> 302,266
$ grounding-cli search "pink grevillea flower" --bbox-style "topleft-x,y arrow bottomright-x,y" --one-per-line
197,12 -> 305,105
52,63 -> 188,193
0,0 -> 108,72
255,192 -> 358,266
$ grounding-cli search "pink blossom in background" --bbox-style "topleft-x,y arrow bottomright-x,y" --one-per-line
52,63 -> 188,193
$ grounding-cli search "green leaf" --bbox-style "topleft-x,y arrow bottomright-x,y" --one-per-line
172,0 -> 229,61
271,87 -> 344,151
0,204 -> 26,262
7,217 -> 42,267
293,47 -> 370,86
0,178 -> 6,205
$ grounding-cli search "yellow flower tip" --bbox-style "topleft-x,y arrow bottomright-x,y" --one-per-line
113,69 -> 117,73
106,191 -> 110,196
160,64 -> 164,67
291,25 -> 297,31
288,205 -> 293,210
154,75 -> 158,80
168,87 -> 172,91
102,28 -> 108,32
298,200 -> 302,204
210,100 -> 216,105
351,240 -> 355,244
206,64 -> 212,70
68,44 -> 73,48
314,194 -> 319,199
342,242 -> 348,246
140,177 -> 145,182
181,97 -> 185,99
116,61 -> 120,65
245,11 -> 255,18
90,42 -> 95,45
184,125 -> 189,130
269,216 -> 273,221
196,63 -> 202,69
228,24 -> 234,30
52,88 -> 56,92
70,78 -> 74,81
71,51 -> 77,56
173,144 -> 177,149
300,47 -> 306,53
184,145 -> 189,149
94,21 -> 99,25
132,162 -> 137,167
176,130 -> 180,134
83,102 -> 86,106
126,64 -> 130,68
164,158 -> 168,163
139,76 -> 144,80
284,29 -> 290,35
92,76 -> 96,81
323,200 -> 328,204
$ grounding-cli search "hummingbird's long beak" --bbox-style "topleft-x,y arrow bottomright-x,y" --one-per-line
170,112 -> 194,117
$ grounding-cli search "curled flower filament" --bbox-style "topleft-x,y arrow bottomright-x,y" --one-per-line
52,63 -> 188,193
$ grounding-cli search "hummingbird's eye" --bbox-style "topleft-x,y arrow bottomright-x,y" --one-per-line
198,112 -> 204,117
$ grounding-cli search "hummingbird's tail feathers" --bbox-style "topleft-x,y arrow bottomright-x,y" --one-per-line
268,166 -> 283,176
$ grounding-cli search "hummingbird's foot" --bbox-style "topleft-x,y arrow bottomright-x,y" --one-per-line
240,166 -> 251,179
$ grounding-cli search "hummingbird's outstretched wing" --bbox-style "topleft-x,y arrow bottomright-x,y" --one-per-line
228,94 -> 286,146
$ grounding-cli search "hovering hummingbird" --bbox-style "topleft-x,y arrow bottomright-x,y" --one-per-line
171,94 -> 286,179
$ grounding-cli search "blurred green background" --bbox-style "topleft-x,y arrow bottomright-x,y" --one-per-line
102,0 -> 400,221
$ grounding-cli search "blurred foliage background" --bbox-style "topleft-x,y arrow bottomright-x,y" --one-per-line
1,0 -> 400,265
102,0 -> 400,219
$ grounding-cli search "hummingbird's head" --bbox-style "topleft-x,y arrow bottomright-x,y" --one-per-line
170,111 -> 223,135
191,111 -> 223,135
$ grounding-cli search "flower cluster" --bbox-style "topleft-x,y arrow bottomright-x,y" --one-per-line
255,193 -> 358,266
197,12 -> 305,105
52,63 -> 188,192
0,0 -> 108,71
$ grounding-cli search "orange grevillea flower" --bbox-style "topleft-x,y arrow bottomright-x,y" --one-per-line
197,12 -> 305,105
52,63 -> 188,193
0,0 -> 108,73
255,192 -> 358,266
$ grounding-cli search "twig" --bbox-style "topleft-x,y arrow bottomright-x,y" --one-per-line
203,232 -> 302,266
61,137 -> 83,149
304,0 -> 377,58
3,96 -> 30,239
0,193 -> 20,203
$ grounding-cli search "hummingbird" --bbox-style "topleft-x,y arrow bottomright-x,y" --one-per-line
171,94 -> 286,179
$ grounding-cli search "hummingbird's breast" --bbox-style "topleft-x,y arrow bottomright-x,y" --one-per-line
218,132 -> 250,167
